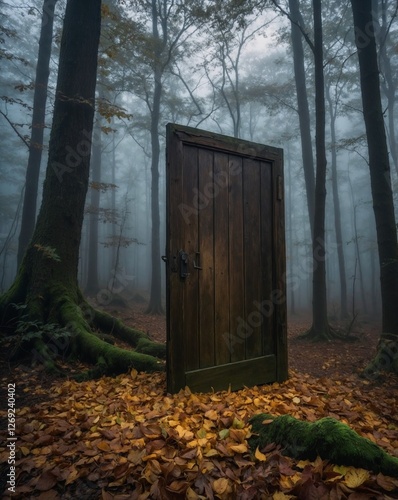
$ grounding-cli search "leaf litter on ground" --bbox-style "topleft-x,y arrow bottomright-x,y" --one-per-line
1,364 -> 398,499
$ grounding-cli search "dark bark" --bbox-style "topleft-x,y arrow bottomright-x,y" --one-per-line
17,0 -> 58,267
372,0 -> 398,174
288,0 -> 315,236
85,118 -> 101,295
351,0 -> 398,336
0,0 -> 165,375
310,0 -> 329,339
146,0 -> 164,314
325,83 -> 348,319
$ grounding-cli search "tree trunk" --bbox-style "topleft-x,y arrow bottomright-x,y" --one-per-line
17,0 -> 58,267
146,0 -> 164,314
0,0 -> 165,376
288,0 -> 315,237
351,0 -> 398,338
309,0 -> 330,339
372,0 -> 398,175
325,83 -> 348,319
85,118 -> 101,295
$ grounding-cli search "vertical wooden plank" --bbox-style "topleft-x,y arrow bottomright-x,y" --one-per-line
214,151 -> 230,365
243,158 -> 262,359
182,145 -> 200,371
273,154 -> 288,381
228,155 -> 245,363
166,124 -> 185,393
260,161 -> 275,355
198,148 -> 215,368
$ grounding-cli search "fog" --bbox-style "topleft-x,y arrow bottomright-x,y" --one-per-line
1,0 -> 397,326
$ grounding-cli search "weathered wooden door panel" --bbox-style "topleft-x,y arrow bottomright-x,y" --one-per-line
166,124 -> 287,394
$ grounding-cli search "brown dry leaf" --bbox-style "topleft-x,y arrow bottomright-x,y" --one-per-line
35,470 -> 58,491
97,441 -> 111,452
376,473 -> 398,491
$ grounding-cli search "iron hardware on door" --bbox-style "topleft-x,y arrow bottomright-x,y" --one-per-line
193,252 -> 202,270
179,250 -> 189,279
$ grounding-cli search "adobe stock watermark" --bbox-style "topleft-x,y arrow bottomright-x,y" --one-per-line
224,289 -> 285,354
224,236 -> 339,353
362,337 -> 398,381
96,266 -> 135,306
52,128 -> 99,182
178,141 -> 266,224
354,6 -> 391,51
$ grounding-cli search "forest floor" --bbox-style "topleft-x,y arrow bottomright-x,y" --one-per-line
0,300 -> 398,499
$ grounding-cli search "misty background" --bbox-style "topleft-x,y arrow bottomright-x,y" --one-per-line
1,0 -> 397,324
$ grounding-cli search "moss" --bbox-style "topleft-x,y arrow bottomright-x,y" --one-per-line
249,413 -> 398,477
136,337 -> 166,358
75,329 -> 164,374
2,280 -> 165,377
92,308 -> 147,344
92,307 -> 166,358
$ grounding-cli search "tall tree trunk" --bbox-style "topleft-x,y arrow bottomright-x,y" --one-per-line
17,0 -> 58,267
310,0 -> 329,339
288,0 -> 315,236
287,143 -> 296,315
372,0 -> 398,175
325,83 -> 348,319
351,0 -> 398,337
85,118 -> 101,295
146,0 -> 163,314
0,0 -> 165,375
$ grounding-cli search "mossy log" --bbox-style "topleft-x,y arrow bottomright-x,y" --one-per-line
249,413 -> 398,477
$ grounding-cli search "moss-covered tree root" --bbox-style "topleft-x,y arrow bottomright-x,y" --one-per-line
0,284 -> 165,378
91,308 -> 166,358
363,334 -> 398,378
249,413 -> 398,477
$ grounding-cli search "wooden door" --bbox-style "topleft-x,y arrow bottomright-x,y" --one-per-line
165,124 -> 287,393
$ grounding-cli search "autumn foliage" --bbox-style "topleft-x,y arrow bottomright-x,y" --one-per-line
1,367 -> 398,499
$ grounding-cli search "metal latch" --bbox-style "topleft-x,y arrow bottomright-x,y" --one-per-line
179,250 -> 189,279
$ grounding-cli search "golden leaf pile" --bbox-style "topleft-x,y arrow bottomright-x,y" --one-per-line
1,369 -> 398,499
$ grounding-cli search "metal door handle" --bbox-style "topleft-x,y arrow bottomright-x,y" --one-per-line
193,252 -> 202,270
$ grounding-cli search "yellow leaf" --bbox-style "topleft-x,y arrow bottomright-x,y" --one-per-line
343,467 -> 370,488
212,477 -> 229,494
186,487 -> 200,499
333,464 -> 348,475
229,443 -> 248,453
205,409 -> 218,421
292,396 -> 301,404
279,475 -> 294,489
273,493 -> 292,499
255,447 -> 267,462
20,446 -> 30,456
204,448 -> 219,457
296,460 -> 311,469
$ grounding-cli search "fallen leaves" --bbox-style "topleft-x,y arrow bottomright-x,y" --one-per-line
0,368 -> 397,499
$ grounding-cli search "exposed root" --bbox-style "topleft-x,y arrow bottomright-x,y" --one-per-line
1,286 -> 166,378
299,323 -> 358,342
362,334 -> 398,379
249,413 -> 398,477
